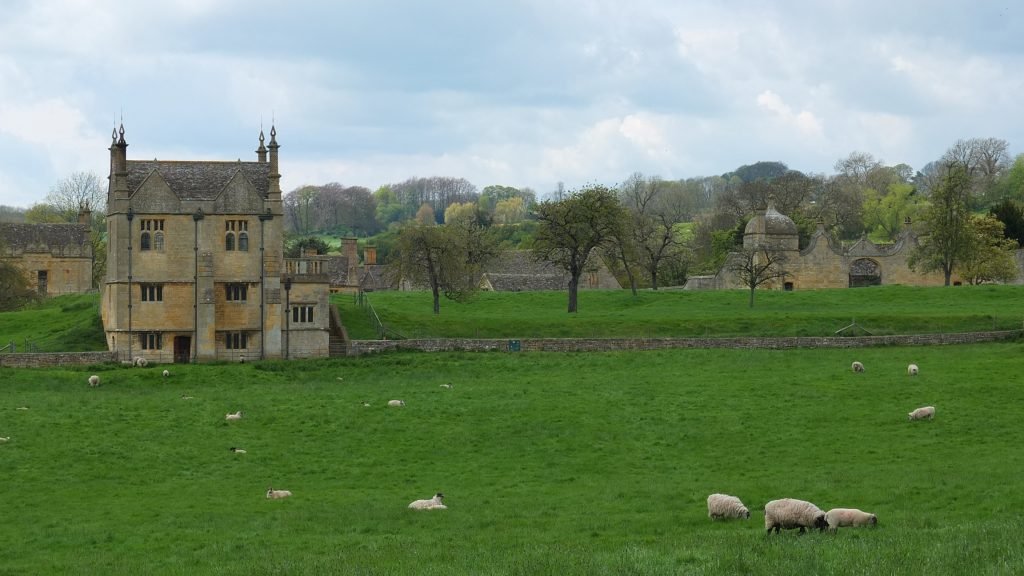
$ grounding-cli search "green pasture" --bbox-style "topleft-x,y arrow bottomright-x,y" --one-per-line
0,293 -> 106,352
338,284 -> 1024,339
1,344 -> 1022,574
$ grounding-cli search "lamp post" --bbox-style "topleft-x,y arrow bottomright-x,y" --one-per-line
283,276 -> 292,359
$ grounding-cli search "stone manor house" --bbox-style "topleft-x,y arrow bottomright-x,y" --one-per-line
101,125 -> 335,363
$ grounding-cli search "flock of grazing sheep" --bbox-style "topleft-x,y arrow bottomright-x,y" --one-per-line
709,359 -> 932,534
75,369 -> 448,510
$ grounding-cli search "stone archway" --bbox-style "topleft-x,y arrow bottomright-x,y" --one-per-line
849,258 -> 881,287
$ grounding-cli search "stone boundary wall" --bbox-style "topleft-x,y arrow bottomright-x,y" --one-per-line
0,351 -> 116,368
345,330 -> 1022,356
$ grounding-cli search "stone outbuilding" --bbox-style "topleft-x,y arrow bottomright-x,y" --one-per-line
0,211 -> 94,296
478,250 -> 621,291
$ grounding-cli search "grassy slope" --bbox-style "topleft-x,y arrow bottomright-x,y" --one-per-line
0,293 -> 106,351
342,284 -> 1024,339
1,344 -> 1022,574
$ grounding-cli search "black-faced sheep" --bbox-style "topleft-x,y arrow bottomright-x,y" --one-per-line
408,493 -> 446,510
229,447 -> 247,454
825,508 -> 877,531
908,406 -> 935,421
764,498 -> 828,534
707,493 -> 750,520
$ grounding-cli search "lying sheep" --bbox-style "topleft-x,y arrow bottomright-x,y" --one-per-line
225,411 -> 243,421
851,361 -> 865,373
162,369 -> 170,378
387,400 -> 406,407
134,357 -> 148,368
88,375 -> 100,387
266,487 -> 292,499
908,406 -> 935,421
181,395 -> 194,400
825,508 -> 877,531
764,498 -> 828,534
408,493 -> 446,510
0,437 -> 10,443
229,447 -> 247,454
440,383 -> 453,389
362,402 -> 371,407
707,493 -> 750,520
15,407 -> 28,411
908,363 -> 919,376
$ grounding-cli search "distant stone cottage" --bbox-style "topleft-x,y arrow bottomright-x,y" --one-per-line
0,212 -> 94,296
478,250 -> 621,291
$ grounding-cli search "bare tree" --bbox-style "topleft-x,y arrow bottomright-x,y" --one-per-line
46,171 -> 105,218
728,246 -> 789,308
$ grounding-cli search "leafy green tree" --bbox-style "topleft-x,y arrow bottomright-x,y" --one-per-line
958,215 -> 1018,285
493,197 -> 526,224
0,240 -> 40,311
862,182 -> 925,241
373,185 -> 406,229
533,185 -> 623,313
989,199 -> 1024,247
415,203 -> 436,226
392,219 -> 499,315
284,236 -> 331,258
908,164 -> 973,286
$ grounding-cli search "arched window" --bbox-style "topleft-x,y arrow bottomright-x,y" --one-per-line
154,231 -> 164,251
225,232 -> 235,251
238,231 -> 249,252
141,231 -> 151,251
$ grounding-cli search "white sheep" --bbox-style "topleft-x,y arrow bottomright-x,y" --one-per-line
851,361 -> 865,373
181,395 -> 194,400
88,375 -> 100,387
825,508 -> 877,531
134,357 -> 148,368
266,487 -> 292,499
0,437 -> 10,443
408,492 -> 446,510
387,400 -> 406,407
15,407 -> 28,411
908,363 -> 919,376
764,498 -> 828,534
707,493 -> 750,520
440,383 -> 453,389
908,406 -> 935,421
229,447 -> 247,454
162,369 -> 170,378
362,402 -> 371,407
225,411 -> 243,421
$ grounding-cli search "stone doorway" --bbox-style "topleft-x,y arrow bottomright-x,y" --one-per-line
849,258 -> 881,287
174,336 -> 191,364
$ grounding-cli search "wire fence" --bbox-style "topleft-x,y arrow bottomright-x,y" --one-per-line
356,291 -> 405,340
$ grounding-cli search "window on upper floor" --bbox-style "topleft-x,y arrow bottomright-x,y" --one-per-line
225,283 -> 248,302
226,220 -> 249,251
140,219 -> 165,251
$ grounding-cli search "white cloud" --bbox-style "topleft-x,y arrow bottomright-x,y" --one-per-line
756,90 -> 824,138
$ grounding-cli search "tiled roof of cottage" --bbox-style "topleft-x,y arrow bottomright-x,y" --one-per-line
126,160 -> 271,200
0,222 -> 91,253
482,273 -> 566,291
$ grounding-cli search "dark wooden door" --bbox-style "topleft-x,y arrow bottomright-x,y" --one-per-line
174,336 -> 191,364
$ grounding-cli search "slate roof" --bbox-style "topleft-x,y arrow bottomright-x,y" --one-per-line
479,251 -> 619,291
0,223 -> 91,254
126,160 -> 271,200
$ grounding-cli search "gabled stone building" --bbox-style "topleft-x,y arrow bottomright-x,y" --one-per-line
0,213 -> 94,296
478,250 -> 621,291
101,125 -> 330,363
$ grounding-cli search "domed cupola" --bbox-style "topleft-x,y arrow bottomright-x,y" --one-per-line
743,200 -> 799,251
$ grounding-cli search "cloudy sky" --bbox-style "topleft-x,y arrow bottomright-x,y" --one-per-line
0,0 -> 1021,207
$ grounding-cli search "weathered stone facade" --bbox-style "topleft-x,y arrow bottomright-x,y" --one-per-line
478,250 -> 621,291
101,125 -> 329,363
687,204 -> 953,290
0,216 -> 93,296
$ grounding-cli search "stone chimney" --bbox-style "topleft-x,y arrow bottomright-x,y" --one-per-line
364,244 -> 377,265
342,237 -> 358,282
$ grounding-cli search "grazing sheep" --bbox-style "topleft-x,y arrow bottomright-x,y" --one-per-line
387,400 -> 406,407
229,447 -> 247,454
825,508 -> 878,531
88,375 -> 100,387
0,437 -> 10,443
764,498 -> 828,534
440,383 -> 453,389
362,402 -> 371,407
408,493 -> 446,510
266,487 -> 292,499
707,493 -> 750,520
225,411 -> 243,421
134,357 -> 148,368
162,369 -> 170,378
851,361 -> 865,373
908,363 -> 919,376
908,406 -> 935,421
15,407 -> 28,411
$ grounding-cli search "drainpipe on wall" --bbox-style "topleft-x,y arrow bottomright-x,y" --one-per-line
126,207 -> 134,363
258,210 -> 273,360
192,209 -> 204,363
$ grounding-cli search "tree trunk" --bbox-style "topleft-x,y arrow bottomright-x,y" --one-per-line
749,285 -> 756,308
567,274 -> 580,313
650,270 -> 659,290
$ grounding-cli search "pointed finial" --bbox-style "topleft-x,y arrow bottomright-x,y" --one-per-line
259,129 -> 265,144
111,127 -> 117,143
117,123 -> 126,145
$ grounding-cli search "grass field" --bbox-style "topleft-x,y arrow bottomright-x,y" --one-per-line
339,284 -> 1024,340
2,344 -> 1023,574
0,293 -> 106,352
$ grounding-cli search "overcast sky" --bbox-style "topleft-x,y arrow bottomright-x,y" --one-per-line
0,0 -> 1021,208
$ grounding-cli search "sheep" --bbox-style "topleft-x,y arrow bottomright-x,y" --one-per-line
0,437 -> 10,443
851,361 -> 865,373
362,402 -> 371,407
229,447 -> 247,454
134,357 -> 148,368
707,493 -> 750,520
88,375 -> 100,387
162,369 -> 170,378
825,508 -> 878,531
764,498 -> 828,534
440,383 -> 453,389
15,407 -> 28,411
908,406 -> 935,421
225,411 -> 243,421
387,400 -> 406,407
908,363 -> 919,376
408,492 -> 446,510
266,487 -> 292,499
181,395 -> 194,400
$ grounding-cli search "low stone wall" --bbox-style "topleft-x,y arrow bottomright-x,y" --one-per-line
0,351 -> 116,368
345,330 -> 1022,356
